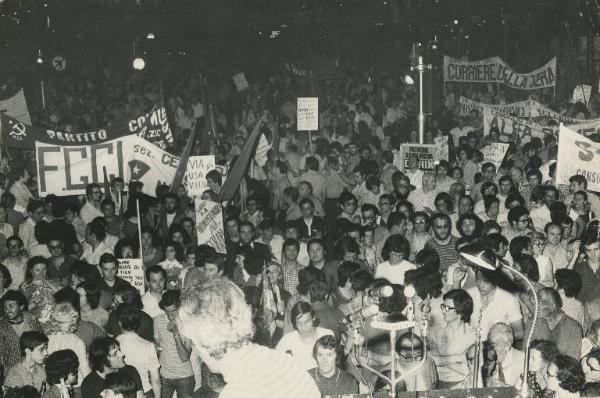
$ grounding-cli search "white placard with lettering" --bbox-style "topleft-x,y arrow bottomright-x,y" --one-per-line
117,258 -> 145,295
297,97 -> 318,131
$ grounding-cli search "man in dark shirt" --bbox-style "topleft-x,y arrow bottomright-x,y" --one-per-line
98,253 -> 134,311
574,237 -> 600,305
81,337 -> 143,398
308,335 -> 359,396
48,200 -> 79,256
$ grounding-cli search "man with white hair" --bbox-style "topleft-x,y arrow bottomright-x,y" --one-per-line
178,277 -> 320,398
487,322 -> 524,387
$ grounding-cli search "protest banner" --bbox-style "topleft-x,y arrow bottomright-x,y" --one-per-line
1,106 -> 173,149
36,136 -> 130,196
458,97 -> 531,118
232,72 -> 249,91
399,144 -> 436,172
0,89 -> 30,124
254,133 -> 271,167
195,200 -> 226,253
443,56 -> 556,90
434,135 -> 449,162
128,135 -> 179,197
481,143 -> 510,171
297,97 -> 319,131
482,108 -> 554,143
184,155 -> 215,197
117,258 -> 145,295
556,124 -> 600,192
572,85 -> 592,105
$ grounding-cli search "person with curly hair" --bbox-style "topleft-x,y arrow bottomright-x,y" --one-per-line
42,349 -> 79,398
19,257 -> 59,319
546,354 -> 586,398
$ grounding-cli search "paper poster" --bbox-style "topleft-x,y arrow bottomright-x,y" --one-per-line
399,144 -> 436,172
434,135 -> 449,162
297,97 -> 318,131
117,258 -> 145,295
128,136 -> 179,197
443,56 -> 556,90
254,133 -> 271,167
556,124 -> 600,192
233,72 -> 249,91
481,143 -> 510,171
572,85 -> 592,105
195,200 -> 226,253
184,155 -> 215,196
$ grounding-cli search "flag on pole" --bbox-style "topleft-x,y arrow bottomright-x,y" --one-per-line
169,129 -> 196,193
0,89 -> 31,124
217,119 -> 263,202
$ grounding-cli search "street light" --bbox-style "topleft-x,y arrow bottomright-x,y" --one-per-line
410,56 -> 431,144
461,249 -> 539,398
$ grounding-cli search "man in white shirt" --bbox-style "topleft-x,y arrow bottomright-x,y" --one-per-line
487,322 -> 525,387
530,186 -> 579,232
142,266 -> 166,319
81,222 -> 114,266
80,184 -> 104,224
409,172 -> 438,213
19,200 -> 46,252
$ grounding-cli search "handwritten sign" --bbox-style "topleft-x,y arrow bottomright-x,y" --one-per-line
117,258 -> 145,295
480,143 -> 510,172
297,97 -> 318,131
195,200 -> 226,253
184,155 -> 215,196
399,144 -> 436,172
434,135 -> 449,162
557,124 -> 600,192
232,72 -> 249,91
254,134 -> 271,167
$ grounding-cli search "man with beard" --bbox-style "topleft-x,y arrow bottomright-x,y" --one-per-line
156,193 -> 187,240
0,290 -> 44,370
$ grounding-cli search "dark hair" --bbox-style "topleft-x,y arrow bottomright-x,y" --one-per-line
206,169 -> 223,186
117,303 -> 141,332
104,371 -> 138,398
297,267 -> 326,296
82,282 -> 102,310
443,289 -> 474,323
89,337 -> 120,372
45,349 -> 79,385
145,265 -> 167,282
159,289 -> 181,310
414,248 -> 440,272
513,254 -> 539,282
434,192 -> 454,210
3,385 -> 41,398
386,212 -> 407,230
53,288 -> 81,312
0,263 -> 13,289
509,236 -> 532,259
87,221 -> 106,243
24,256 -> 48,284
114,239 -> 138,260
552,354 -> 586,393
163,240 -> 184,262
530,340 -> 560,364
114,286 -> 144,310
167,224 -> 191,245
413,269 -> 443,300
483,233 -> 508,252
1,290 -> 28,310
381,235 -> 410,262
334,236 -> 360,259
508,206 -> 529,226
554,269 -> 582,298
351,270 -> 374,292
33,221 -> 50,245
337,261 -> 361,288
308,280 -> 330,303
312,335 -> 340,359
290,301 -> 316,329
457,213 -> 484,237
282,238 -> 300,252
99,252 -> 118,268
541,287 -> 563,309
19,331 -> 48,357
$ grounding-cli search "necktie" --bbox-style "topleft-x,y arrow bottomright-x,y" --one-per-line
497,362 -> 506,383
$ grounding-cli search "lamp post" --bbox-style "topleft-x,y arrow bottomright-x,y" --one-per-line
410,56 -> 431,144
461,250 -> 539,398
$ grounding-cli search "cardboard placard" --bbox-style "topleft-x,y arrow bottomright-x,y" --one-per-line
195,200 -> 226,253
117,258 -> 145,295
297,97 -> 318,131
184,155 -> 215,196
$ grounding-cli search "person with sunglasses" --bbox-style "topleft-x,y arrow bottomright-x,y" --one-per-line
428,289 -> 476,389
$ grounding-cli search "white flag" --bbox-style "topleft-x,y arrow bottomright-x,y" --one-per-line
128,136 -> 179,196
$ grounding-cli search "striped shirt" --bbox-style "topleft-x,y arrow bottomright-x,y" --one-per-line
425,236 -> 460,273
218,343 -> 321,398
153,314 -> 193,379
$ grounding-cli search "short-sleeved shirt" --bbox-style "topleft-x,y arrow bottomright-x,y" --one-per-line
153,314 -> 194,379
117,332 -> 160,393
4,362 -> 46,391
467,287 -> 523,339
275,328 -> 334,371
81,365 -> 143,398
308,368 -> 359,396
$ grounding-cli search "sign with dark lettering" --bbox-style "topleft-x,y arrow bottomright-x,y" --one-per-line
399,144 -> 436,172
557,124 -> 600,192
36,137 -> 127,196
2,106 -> 173,149
443,56 -> 556,90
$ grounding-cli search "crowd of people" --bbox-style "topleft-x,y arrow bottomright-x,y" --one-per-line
1,42 -> 600,398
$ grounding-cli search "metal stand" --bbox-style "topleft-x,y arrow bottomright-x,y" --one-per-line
411,56 -> 431,144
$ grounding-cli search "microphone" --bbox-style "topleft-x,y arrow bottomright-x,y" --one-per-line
367,285 -> 394,299
342,304 -> 379,325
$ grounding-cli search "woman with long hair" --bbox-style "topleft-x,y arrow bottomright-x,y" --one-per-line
19,256 -> 59,318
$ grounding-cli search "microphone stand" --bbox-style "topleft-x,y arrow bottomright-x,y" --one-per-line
472,308 -> 484,388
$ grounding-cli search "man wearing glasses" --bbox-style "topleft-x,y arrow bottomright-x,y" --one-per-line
504,206 -> 533,243
80,183 -> 104,225
46,237 -> 77,287
428,289 -> 477,389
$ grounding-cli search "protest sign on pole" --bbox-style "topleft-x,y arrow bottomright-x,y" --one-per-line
434,136 -> 449,162
254,133 -> 271,167
0,89 -> 31,124
556,124 -> 600,192
480,143 -> 510,172
458,97 -> 531,118
443,56 -> 556,90
297,97 -> 318,131
232,72 -> 249,91
117,258 -> 145,295
184,155 -> 215,197
572,85 -> 592,105
128,135 -> 179,197
195,200 -> 226,253
399,144 -> 436,172
36,136 -> 130,196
